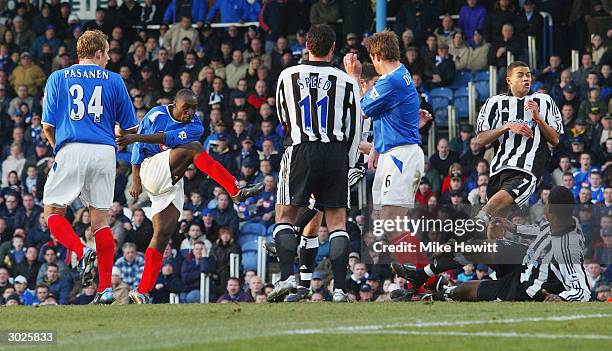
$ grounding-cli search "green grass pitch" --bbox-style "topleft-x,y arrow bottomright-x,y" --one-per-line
2,302 -> 611,350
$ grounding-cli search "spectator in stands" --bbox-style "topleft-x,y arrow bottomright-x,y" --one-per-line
450,124 -> 474,158
211,226 -> 242,294
552,155 -> 575,186
13,275 -> 34,305
415,177 -> 435,206
434,14 -> 459,48
559,83 -> 581,113
151,262 -> 183,304
83,7 -> 112,35
41,263 -> 70,304
393,0 -> 436,46
73,284 -> 96,305
430,138 -> 459,177
0,194 -> 22,233
2,145 -> 25,187
181,223 -> 213,257
449,31 -> 470,71
575,152 -> 599,187
402,47 -> 427,78
425,43 -> 456,89
346,262 -> 368,298
537,55 -> 564,90
248,80 -> 268,110
225,49 -> 248,90
140,0 -> 163,26
118,0 -> 143,30
482,0 -> 516,44
111,266 -> 130,304
246,275 -> 264,301
206,0 -> 242,24
459,0 -> 487,41
488,23 -> 523,71
125,209 -> 153,253
590,34 -> 608,66
9,52 -> 45,95
573,53 -> 597,91
217,277 -> 253,303
579,88 -> 607,121
114,242 -> 145,290
339,0 -> 372,39
163,16 -> 199,56
13,16 -> 36,52
13,246 -> 40,290
310,0 -> 340,26
163,0 -> 207,25
514,0 -> 543,45
180,241 -> 209,303
460,136 -> 486,173
31,283 -> 49,305
30,25 -> 62,63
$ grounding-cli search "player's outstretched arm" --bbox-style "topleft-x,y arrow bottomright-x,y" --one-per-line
116,133 -> 166,147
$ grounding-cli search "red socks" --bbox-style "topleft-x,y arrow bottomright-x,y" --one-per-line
138,247 -> 164,294
193,151 -> 239,196
94,227 -> 115,292
47,214 -> 84,260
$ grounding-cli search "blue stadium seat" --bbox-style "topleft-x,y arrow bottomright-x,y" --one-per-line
475,80 -> 490,102
237,234 -> 259,247
454,96 -> 469,118
434,106 -> 449,127
473,69 -> 489,82
242,252 -> 258,270
449,70 -> 472,89
454,86 -> 469,98
241,239 -> 259,252
430,87 -> 454,100
240,221 -> 267,237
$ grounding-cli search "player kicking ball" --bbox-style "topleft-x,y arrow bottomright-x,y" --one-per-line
42,30 -> 139,304
116,89 -> 263,303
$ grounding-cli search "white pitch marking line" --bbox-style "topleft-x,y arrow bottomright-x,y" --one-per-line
290,313 -> 612,335
327,330 -> 612,340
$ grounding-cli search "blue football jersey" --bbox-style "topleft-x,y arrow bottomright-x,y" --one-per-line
360,64 -> 421,153
42,64 -> 138,154
131,105 -> 204,165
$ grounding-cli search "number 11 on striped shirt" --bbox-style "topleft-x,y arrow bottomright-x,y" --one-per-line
298,95 -> 329,133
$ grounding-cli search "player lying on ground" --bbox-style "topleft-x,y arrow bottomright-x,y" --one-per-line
393,61 -> 563,284
42,30 -> 139,304
344,32 -> 433,267
430,186 -> 591,302
116,89 -> 263,303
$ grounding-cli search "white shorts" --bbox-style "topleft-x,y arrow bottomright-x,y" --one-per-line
43,143 -> 116,210
372,144 -> 425,209
140,150 -> 184,219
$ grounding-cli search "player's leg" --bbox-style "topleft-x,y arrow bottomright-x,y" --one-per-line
267,203 -> 299,302
430,280 -> 481,301
82,144 -> 119,303
285,209 -> 322,302
43,143 -> 96,288
132,204 -> 180,303
173,141 -> 263,202
324,207 -> 351,302
476,171 -> 537,225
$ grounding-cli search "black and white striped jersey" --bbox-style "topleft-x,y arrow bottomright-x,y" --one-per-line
275,60 -> 361,167
476,92 -> 563,178
515,218 -> 590,301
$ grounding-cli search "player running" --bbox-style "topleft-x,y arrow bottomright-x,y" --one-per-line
431,186 -> 590,302
116,89 -> 263,304
344,31 -> 432,264
41,30 -> 139,304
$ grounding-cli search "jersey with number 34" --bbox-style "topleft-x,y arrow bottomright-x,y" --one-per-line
42,64 -> 138,154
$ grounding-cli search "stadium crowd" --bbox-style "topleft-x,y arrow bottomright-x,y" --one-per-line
0,0 -> 611,306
